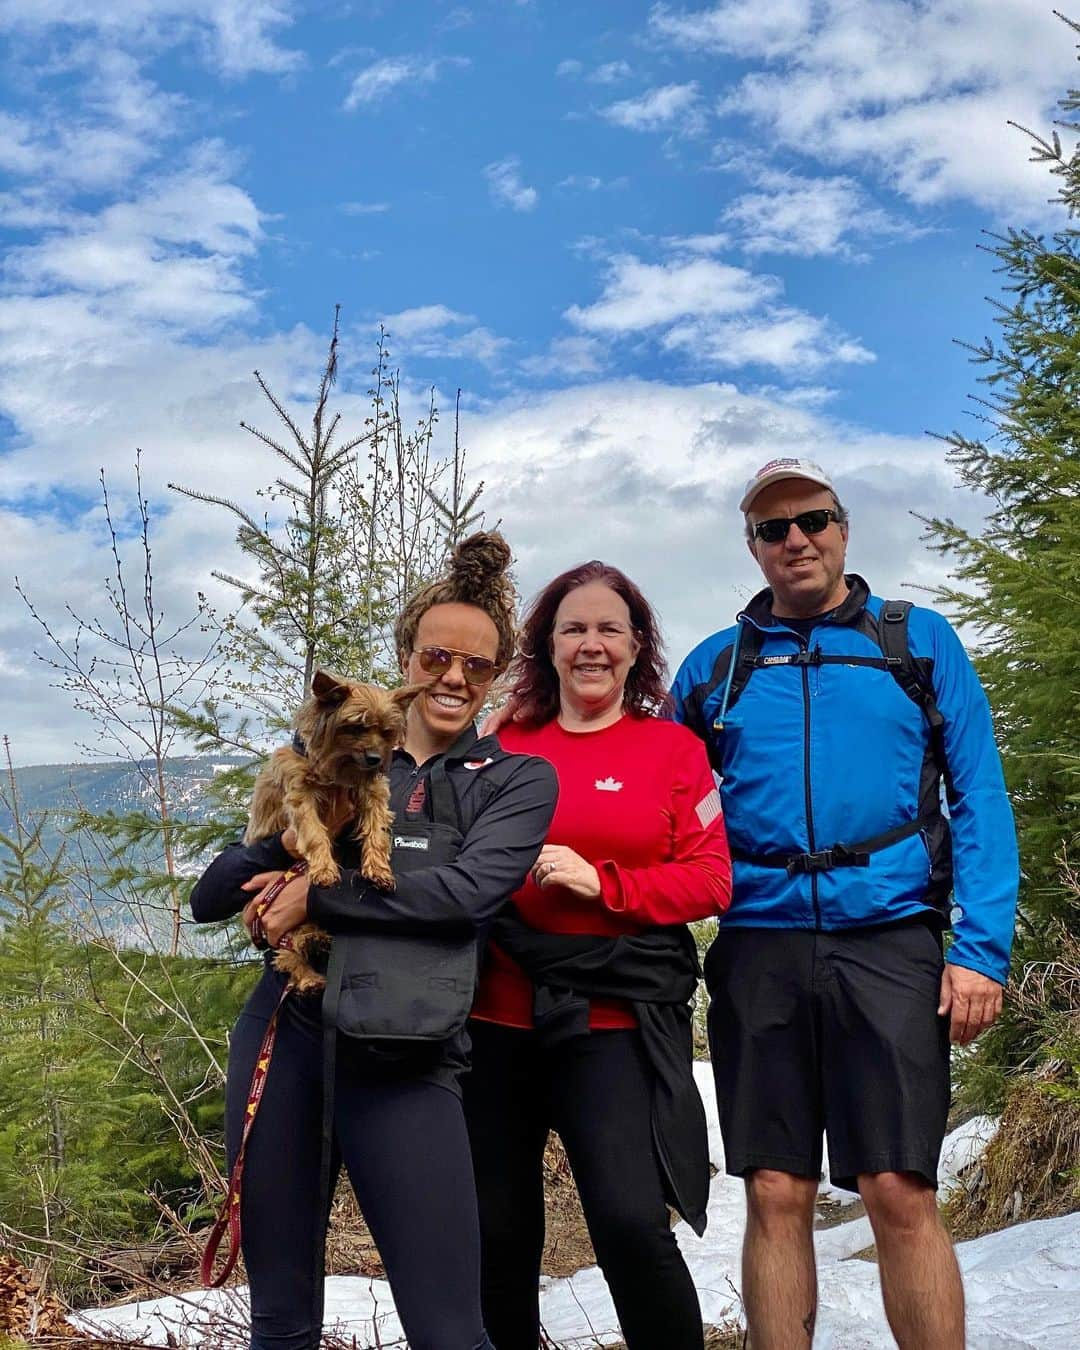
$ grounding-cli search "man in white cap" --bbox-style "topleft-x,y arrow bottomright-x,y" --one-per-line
671,459 -> 1018,1348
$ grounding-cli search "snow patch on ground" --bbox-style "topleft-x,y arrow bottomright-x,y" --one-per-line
75,1071 -> 1076,1348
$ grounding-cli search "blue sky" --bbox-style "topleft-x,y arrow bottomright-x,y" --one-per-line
1,0 -> 1076,762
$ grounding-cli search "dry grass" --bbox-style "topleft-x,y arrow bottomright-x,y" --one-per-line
945,916 -> 1080,1241
945,1065 -> 1080,1239
537,1134 -> 598,1278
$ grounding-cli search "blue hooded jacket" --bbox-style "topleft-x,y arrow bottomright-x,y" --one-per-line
670,575 -> 1018,984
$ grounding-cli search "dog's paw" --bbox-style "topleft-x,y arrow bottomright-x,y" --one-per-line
292,968 -> 326,995
294,927 -> 331,959
272,949 -> 297,981
273,949 -> 326,994
307,860 -> 341,886
364,861 -> 396,891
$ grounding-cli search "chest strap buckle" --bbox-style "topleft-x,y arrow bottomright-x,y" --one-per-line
785,842 -> 871,876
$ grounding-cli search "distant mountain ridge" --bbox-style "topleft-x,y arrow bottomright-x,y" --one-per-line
2,756 -> 251,862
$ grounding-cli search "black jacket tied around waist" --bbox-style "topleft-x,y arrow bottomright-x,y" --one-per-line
489,910 -> 710,1236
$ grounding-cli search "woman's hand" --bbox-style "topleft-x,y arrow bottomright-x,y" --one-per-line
532,844 -> 601,900
480,697 -> 528,738
480,703 -> 512,737
242,869 -> 312,948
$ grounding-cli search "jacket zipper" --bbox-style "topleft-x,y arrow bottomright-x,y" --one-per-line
800,647 -> 822,930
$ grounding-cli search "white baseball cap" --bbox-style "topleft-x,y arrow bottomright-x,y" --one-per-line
738,457 -> 836,513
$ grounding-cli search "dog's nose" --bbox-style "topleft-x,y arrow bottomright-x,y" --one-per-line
363,751 -> 384,770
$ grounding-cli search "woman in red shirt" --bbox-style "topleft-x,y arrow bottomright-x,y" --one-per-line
465,561 -> 732,1350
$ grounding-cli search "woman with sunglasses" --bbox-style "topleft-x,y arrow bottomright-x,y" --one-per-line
190,532 -> 557,1350
464,561 -> 733,1350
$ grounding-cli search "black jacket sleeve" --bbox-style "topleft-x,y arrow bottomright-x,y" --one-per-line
188,833 -> 294,923
307,756 -> 557,935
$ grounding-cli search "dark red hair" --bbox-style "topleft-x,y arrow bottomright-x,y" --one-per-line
507,561 -> 670,726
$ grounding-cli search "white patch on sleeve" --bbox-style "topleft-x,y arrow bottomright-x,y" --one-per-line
695,788 -> 723,829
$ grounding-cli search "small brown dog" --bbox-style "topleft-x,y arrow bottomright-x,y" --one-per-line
245,669 -> 419,992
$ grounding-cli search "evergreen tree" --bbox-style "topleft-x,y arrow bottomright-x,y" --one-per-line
172,308 -> 381,714
921,18 -> 1080,1102
0,745 -> 246,1282
0,740 -> 129,1248
172,310 -> 487,727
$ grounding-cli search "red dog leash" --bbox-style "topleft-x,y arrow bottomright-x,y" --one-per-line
201,861 -> 308,1288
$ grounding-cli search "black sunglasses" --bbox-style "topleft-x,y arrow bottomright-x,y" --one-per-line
414,646 -> 500,685
752,508 -> 843,544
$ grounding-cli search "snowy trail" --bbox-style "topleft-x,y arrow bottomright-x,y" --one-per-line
76,1069 -> 1078,1348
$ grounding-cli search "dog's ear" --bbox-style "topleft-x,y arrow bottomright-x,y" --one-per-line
391,682 -> 426,709
311,669 -> 351,706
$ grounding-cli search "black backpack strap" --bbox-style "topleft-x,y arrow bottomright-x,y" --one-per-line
733,813 -> 936,874
427,757 -> 464,832
879,601 -> 954,799
725,604 -> 953,798
721,620 -> 764,716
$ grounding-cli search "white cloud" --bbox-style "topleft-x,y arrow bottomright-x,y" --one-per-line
518,335 -> 608,379
722,171 -> 922,258
589,60 -> 633,84
649,0 -> 812,59
339,200 -> 391,215
663,310 -> 874,373
564,250 -> 872,374
678,0 -> 1078,217
439,7 -> 474,31
0,49 -> 182,192
3,143 -> 263,329
555,57 -> 632,83
0,0 -> 302,78
380,304 -> 473,338
566,254 -> 778,333
446,327 -> 511,366
663,232 -> 730,255
343,54 -> 466,110
557,174 -> 629,192
484,156 -> 539,212
196,0 -> 302,76
602,82 -> 706,135
0,191 -> 73,231
378,304 -> 510,366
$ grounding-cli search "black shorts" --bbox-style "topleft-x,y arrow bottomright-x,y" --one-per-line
704,920 -> 951,1193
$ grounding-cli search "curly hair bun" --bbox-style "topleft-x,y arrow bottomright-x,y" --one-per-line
448,531 -> 512,591
395,529 -> 518,667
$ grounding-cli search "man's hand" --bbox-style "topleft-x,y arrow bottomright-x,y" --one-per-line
242,869 -> 312,948
938,963 -> 1003,1045
532,844 -> 601,900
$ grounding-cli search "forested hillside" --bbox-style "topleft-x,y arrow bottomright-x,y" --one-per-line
1,757 -> 245,876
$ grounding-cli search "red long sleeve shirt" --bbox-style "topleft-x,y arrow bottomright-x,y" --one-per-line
472,712 -> 732,1029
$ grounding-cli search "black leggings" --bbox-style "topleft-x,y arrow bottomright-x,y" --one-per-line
226,987 -> 493,1350
462,1020 -> 703,1350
